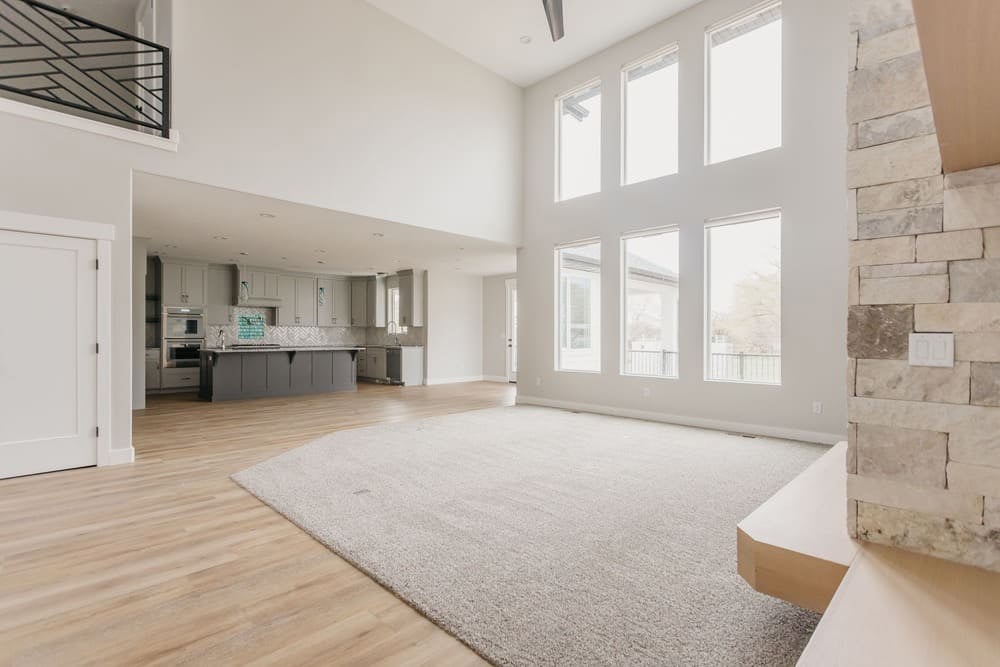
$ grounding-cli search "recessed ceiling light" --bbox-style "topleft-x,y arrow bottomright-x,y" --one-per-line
213,235 -> 229,241
164,244 -> 178,249
519,35 -> 532,44
373,232 -> 384,239
317,260 -> 325,264
239,252 -> 249,256
280,256 -> 287,260
259,212 -> 276,218
458,247 -> 465,251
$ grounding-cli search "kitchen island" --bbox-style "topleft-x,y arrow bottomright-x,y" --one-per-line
199,346 -> 362,401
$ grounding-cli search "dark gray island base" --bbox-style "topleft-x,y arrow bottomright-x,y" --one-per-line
199,347 -> 361,401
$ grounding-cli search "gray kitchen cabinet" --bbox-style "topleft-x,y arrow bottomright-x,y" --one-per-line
350,278 -> 367,327
161,367 -> 199,389
278,275 -> 317,326
144,348 -> 161,391
366,275 -> 386,328
397,269 -> 424,327
357,349 -> 367,376
317,277 -> 335,326
277,275 -> 297,326
295,276 -> 317,326
366,346 -> 386,380
237,267 -> 280,305
206,265 -> 234,325
161,260 -> 207,307
333,278 -> 351,326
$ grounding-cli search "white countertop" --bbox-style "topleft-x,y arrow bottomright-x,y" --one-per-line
204,346 -> 365,353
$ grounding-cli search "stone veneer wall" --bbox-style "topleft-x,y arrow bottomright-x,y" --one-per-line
847,0 -> 1000,571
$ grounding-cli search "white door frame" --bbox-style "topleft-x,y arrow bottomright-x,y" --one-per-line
0,210 -> 116,466
505,278 -> 517,383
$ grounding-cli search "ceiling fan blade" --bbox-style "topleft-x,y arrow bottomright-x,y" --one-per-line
542,0 -> 565,42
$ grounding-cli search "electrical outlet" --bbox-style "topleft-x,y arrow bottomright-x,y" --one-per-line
642,387 -> 651,398
812,401 -> 823,415
535,376 -> 542,387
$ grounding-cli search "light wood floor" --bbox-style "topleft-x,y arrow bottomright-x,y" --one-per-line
0,382 -> 515,666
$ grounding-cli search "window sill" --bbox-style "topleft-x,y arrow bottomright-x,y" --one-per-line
704,378 -> 782,387
555,368 -> 602,375
621,372 -> 679,380
0,97 -> 179,152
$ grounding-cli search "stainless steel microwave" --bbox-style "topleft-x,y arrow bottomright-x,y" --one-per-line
163,307 -> 204,339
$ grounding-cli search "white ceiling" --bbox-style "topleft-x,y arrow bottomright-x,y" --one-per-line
365,0 -> 703,86
133,173 -> 517,277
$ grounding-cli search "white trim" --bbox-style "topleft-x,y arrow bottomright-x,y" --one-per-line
554,78 -> 602,203
706,0 -> 782,35
95,239 -> 114,466
515,395 -> 843,445
106,447 -> 136,466
0,210 -> 116,241
0,97 -> 179,152
483,375 -> 510,383
426,375 -> 486,385
621,44 -> 680,186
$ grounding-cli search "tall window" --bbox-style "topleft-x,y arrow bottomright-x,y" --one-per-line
622,228 -> 680,378
622,46 -> 679,185
556,240 -> 602,372
556,80 -> 602,201
705,211 -> 781,384
707,2 -> 782,164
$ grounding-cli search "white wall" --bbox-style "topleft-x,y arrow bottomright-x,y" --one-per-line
426,272 -> 484,384
517,0 -> 848,443
0,0 -> 523,460
483,274 -> 515,380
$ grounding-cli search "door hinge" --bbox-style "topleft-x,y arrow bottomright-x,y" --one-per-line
96,426 -> 100,438
96,342 -> 100,354
95,258 -> 100,270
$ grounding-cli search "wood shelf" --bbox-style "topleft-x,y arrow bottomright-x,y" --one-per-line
913,0 -> 1000,173
737,442 -> 858,613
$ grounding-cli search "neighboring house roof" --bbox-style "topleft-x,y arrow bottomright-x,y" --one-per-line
562,250 -> 678,286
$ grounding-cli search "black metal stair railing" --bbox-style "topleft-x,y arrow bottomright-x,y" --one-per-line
0,0 -> 169,137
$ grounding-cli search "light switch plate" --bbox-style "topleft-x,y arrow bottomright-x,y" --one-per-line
909,333 -> 954,368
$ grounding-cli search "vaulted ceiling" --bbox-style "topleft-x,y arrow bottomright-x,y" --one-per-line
364,0 -> 703,86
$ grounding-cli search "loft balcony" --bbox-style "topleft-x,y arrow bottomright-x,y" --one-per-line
0,0 -> 169,138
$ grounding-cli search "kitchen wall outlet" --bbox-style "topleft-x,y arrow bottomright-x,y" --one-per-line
812,401 -> 823,415
642,387 -> 651,398
909,333 -> 954,368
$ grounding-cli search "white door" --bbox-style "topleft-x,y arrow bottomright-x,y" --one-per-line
0,230 -> 98,478
506,278 -> 517,383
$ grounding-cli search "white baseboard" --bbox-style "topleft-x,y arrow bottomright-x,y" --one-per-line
425,375 -> 485,386
514,395 -> 844,445
482,375 -> 511,383
104,447 -> 135,466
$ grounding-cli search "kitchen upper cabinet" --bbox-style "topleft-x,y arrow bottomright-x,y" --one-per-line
350,278 -> 367,327
333,278 -> 351,326
206,266 -> 234,325
238,267 -> 280,304
161,260 -> 207,307
277,275 -> 317,326
397,269 -> 425,327
295,277 -> 317,326
366,275 -> 386,328
317,278 -> 335,326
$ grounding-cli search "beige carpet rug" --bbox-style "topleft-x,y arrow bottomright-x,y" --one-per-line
233,405 -> 824,666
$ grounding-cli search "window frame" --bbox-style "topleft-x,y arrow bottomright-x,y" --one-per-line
704,0 -> 783,166
703,208 -> 782,385
620,44 -> 680,187
554,238 -> 603,373
554,78 -> 603,203
620,225 -> 680,380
